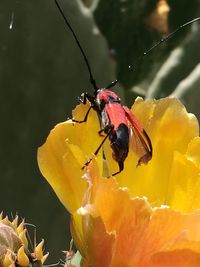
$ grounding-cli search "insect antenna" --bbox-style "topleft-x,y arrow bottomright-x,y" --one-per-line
54,0 -> 98,92
129,17 -> 200,70
106,79 -> 118,89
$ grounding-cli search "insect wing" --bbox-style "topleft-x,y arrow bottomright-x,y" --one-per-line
123,106 -> 152,166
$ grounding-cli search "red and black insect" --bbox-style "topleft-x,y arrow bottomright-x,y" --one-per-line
55,0 -> 152,176
54,0 -> 200,176
75,86 -> 152,176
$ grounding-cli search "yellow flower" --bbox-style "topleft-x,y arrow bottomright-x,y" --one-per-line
38,97 -> 200,267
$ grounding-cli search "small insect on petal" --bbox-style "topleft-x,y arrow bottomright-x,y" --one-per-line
54,0 -> 153,177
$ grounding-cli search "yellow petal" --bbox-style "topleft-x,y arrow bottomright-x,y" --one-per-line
186,136 -> 200,167
38,103 -> 103,212
34,239 -> 44,260
19,229 -> 28,248
3,253 -> 14,267
17,221 -> 24,236
1,216 -> 10,226
41,252 -> 49,264
166,137 -> 200,212
116,98 -> 199,207
17,246 -> 29,267
11,216 -> 18,230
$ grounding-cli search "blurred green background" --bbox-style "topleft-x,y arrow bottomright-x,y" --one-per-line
0,0 -> 200,262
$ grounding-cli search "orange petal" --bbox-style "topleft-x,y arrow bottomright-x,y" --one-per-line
150,250 -> 200,267
80,163 -> 200,267
83,216 -> 115,267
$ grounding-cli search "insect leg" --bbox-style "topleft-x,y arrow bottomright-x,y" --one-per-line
72,106 -> 92,123
72,93 -> 93,123
82,124 -> 114,169
77,92 -> 88,104
98,128 -> 105,136
98,124 -> 112,136
111,161 -> 124,177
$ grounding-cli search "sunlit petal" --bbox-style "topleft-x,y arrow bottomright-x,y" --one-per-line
38,103 -> 101,213
38,97 -> 200,267
116,98 -> 199,208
